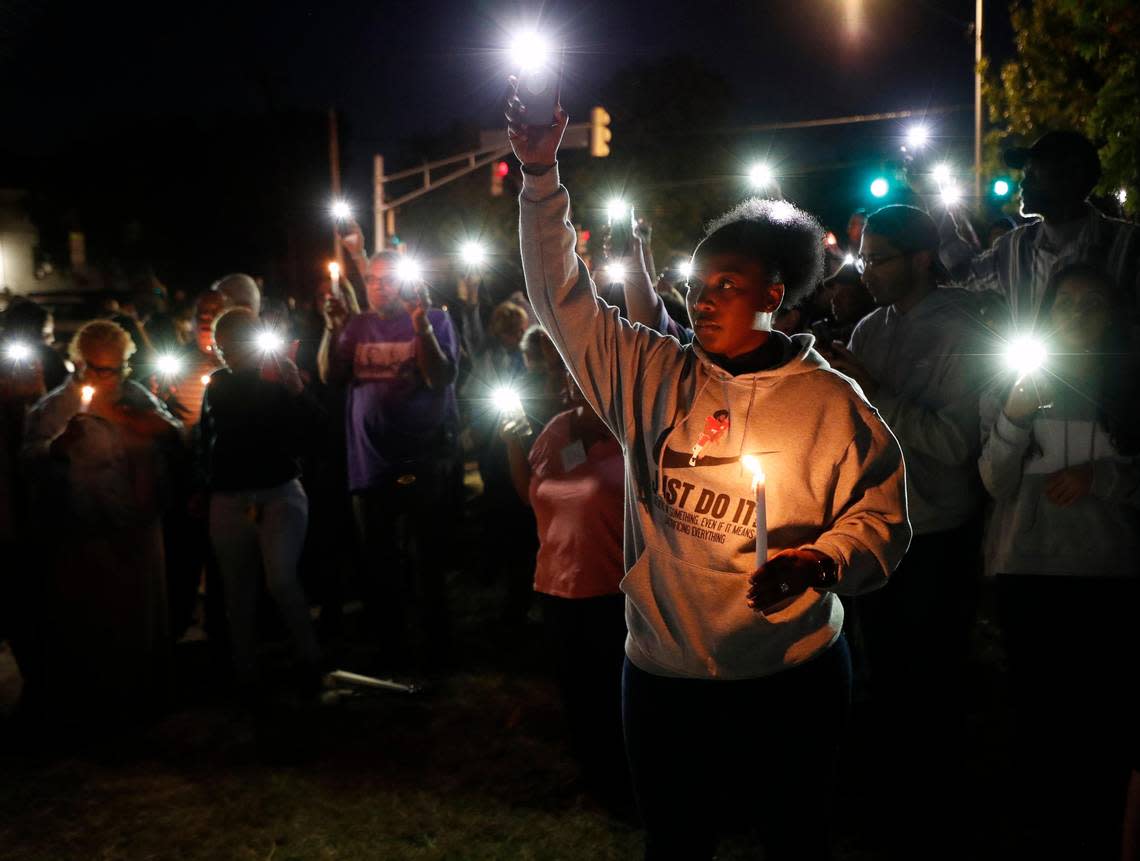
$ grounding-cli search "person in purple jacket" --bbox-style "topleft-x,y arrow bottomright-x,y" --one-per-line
318,251 -> 459,667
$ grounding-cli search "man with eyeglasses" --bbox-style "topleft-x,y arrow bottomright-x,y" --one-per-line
318,251 -> 459,669
828,204 -> 996,852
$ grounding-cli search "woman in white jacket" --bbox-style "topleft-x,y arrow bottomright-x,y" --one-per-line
979,261 -> 1140,854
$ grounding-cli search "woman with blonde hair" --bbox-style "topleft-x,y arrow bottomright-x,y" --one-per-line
22,319 -> 183,722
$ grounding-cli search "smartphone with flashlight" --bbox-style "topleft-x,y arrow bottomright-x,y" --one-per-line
609,206 -> 636,259
515,50 -> 564,126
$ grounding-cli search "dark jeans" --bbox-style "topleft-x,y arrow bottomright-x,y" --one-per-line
853,519 -> 981,851
997,574 -> 1139,855
352,458 -> 453,660
540,593 -> 632,812
623,636 -> 852,861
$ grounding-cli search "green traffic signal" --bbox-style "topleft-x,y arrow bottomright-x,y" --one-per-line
992,178 -> 1011,197
869,177 -> 890,198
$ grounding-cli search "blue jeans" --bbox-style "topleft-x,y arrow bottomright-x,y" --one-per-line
209,479 -> 319,682
622,636 -> 852,861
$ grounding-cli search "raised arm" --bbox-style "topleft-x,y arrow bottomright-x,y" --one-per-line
508,94 -> 683,439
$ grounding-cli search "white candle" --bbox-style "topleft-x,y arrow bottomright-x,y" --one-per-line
80,385 -> 95,412
742,455 -> 768,567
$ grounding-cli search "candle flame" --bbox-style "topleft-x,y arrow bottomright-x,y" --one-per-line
80,385 -> 95,403
741,454 -> 765,490
328,261 -> 340,278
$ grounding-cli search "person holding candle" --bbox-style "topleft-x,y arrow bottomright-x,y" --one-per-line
21,319 -> 183,723
508,94 -> 909,860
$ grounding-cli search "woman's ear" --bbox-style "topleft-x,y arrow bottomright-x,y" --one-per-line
765,282 -> 786,314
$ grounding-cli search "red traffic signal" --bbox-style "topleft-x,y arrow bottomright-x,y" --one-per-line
495,161 -> 510,178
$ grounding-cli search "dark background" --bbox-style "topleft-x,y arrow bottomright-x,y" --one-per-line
0,0 -> 1014,298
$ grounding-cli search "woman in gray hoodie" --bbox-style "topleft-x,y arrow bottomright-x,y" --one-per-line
979,262 -> 1140,854
507,93 -> 910,860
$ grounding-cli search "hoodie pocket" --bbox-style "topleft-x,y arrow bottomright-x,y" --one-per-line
620,544 -> 831,679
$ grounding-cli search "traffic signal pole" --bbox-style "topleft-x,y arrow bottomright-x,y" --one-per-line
372,117 -> 601,250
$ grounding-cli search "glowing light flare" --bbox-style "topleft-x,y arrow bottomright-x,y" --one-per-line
905,124 -> 930,149
256,331 -> 284,354
156,354 -> 183,377
328,261 -> 340,279
509,31 -> 551,72
1118,188 -> 1129,206
395,257 -> 423,283
748,162 -> 774,189
824,232 -> 838,248
740,454 -> 766,491
460,241 -> 487,267
1003,336 -> 1048,376
200,375 -> 212,386
940,184 -> 963,206
605,262 -> 627,282
869,178 -> 890,198
606,198 -> 630,223
932,163 -> 952,186
843,253 -> 856,267
4,341 -> 31,361
677,260 -> 694,279
492,385 -> 523,415
331,200 -> 351,220
80,385 -> 95,411
993,179 -> 1011,197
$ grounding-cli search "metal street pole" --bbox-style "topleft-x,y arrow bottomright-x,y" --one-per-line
373,154 -> 386,251
974,0 -> 984,202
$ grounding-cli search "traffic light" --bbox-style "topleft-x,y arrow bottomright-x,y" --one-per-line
869,176 -> 890,199
590,106 -> 611,158
491,160 -> 509,197
992,178 -> 1012,198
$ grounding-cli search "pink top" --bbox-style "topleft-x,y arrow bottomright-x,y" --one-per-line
528,409 -> 625,599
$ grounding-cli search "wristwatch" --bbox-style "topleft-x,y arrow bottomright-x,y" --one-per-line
808,552 -> 838,589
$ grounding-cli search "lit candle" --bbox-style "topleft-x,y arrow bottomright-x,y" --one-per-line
80,385 -> 95,412
741,455 -> 767,568
328,261 -> 341,299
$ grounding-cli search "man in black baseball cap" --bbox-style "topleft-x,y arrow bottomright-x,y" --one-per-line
953,129 -> 1139,327
1003,130 -> 1102,222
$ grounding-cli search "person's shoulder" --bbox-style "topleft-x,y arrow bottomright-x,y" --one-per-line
530,409 -> 574,468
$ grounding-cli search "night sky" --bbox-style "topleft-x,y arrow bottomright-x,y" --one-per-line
0,0 -> 1014,291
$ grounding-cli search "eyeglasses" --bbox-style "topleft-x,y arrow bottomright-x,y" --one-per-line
84,362 -> 127,378
854,252 -> 906,275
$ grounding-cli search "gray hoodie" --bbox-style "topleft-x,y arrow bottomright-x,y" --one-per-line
847,288 -> 991,535
520,167 -> 911,680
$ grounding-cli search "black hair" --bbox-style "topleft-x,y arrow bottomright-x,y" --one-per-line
3,297 -> 49,338
698,198 -> 825,307
1040,262 -> 1140,455
863,204 -> 949,284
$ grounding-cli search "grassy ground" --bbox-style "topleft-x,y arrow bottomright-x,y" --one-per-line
0,491 -> 1023,860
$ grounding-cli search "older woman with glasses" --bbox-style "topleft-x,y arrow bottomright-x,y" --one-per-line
21,319 -> 183,725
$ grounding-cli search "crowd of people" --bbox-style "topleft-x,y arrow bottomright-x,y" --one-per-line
1,112 -> 1138,859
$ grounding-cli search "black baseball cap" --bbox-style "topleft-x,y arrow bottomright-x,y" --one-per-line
1003,130 -> 1101,185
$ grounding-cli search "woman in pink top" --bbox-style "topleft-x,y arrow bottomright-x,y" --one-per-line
506,369 -> 631,817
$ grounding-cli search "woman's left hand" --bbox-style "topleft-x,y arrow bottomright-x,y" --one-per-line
747,549 -> 829,614
1043,463 -> 1094,507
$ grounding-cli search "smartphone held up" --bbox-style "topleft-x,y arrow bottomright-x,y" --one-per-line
509,31 -> 562,127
